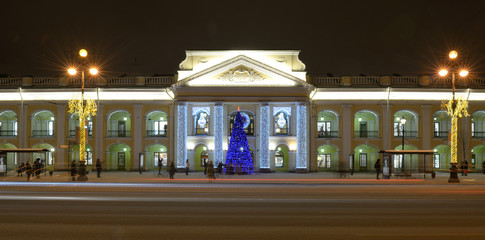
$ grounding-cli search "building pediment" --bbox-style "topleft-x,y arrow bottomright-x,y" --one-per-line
175,51 -> 310,88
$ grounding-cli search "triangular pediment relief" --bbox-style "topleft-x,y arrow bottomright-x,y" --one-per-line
175,55 -> 309,88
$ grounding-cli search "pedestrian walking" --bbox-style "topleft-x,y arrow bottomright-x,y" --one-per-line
96,159 -> 102,177
217,162 -> 223,176
168,162 -> 176,179
207,161 -> 216,182
70,160 -> 77,181
185,159 -> 189,175
374,159 -> 382,180
203,159 -> 207,175
158,158 -> 163,175
25,161 -> 32,181
17,162 -> 25,177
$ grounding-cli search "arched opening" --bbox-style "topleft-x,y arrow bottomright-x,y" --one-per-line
0,143 -> 17,170
274,144 -> 289,172
393,110 -> 418,138
317,110 -> 339,138
145,144 -> 168,170
107,143 -> 131,171
31,143 -> 55,166
354,144 -> 379,172
471,145 -> 485,170
317,144 -> 339,171
194,144 -> 209,171
433,145 -> 451,170
433,111 -> 451,138
393,144 -> 418,172
32,110 -> 55,137
354,110 -> 379,138
107,110 -> 131,137
69,144 -> 94,165
0,110 -> 18,136
146,111 -> 168,137
69,113 -> 94,137
471,111 -> 485,138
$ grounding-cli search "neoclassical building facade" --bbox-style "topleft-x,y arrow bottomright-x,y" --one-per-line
1,50 -> 485,173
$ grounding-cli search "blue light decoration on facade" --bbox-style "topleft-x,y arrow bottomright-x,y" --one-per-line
296,104 -> 308,169
259,104 -> 270,169
224,111 -> 254,174
214,105 -> 223,165
177,104 -> 187,168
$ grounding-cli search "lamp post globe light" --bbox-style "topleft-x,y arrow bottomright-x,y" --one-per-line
439,50 -> 470,183
67,49 -> 98,181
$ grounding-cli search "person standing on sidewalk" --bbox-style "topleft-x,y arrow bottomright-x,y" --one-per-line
96,159 -> 102,177
25,161 -> 32,181
374,159 -> 382,180
203,159 -> 207,175
158,158 -> 163,175
185,159 -> 189,175
70,160 -> 77,181
168,162 -> 176,179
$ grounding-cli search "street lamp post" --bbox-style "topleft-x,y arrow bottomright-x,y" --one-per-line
68,49 -> 98,181
401,116 -> 406,173
439,50 -> 470,183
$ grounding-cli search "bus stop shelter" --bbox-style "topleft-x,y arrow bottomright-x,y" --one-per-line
0,148 -> 50,176
379,150 -> 435,179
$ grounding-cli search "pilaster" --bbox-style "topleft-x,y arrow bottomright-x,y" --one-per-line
259,103 -> 270,170
133,104 -> 143,170
342,104 -> 352,170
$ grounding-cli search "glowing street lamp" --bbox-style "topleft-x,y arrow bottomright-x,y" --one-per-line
438,50 -> 470,183
67,49 -> 98,180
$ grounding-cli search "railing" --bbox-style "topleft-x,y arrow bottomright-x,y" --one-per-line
317,131 -> 339,138
68,129 -> 93,137
107,130 -> 131,137
394,131 -> 418,138
391,76 -> 419,85
107,77 -> 136,85
434,131 -> 449,138
0,130 -> 17,136
0,78 -> 22,87
311,77 -> 341,86
472,132 -> 485,138
32,130 -> 54,137
351,76 -> 380,85
69,77 -> 99,87
33,77 -> 59,87
354,131 -> 379,138
145,76 -> 173,85
146,130 -> 167,137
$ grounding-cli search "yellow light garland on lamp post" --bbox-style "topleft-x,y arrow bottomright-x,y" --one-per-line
439,50 -> 470,183
68,49 -> 98,181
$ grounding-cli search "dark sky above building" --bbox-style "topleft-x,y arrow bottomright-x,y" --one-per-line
2,0 -> 485,77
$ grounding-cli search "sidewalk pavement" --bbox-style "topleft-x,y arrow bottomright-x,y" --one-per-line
2,169 -> 485,185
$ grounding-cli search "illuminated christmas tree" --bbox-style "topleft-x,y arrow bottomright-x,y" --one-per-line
225,111 -> 254,174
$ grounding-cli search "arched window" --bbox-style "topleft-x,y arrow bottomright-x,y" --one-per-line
107,110 -> 131,137
195,111 -> 209,135
317,110 -> 338,138
230,112 -> 254,135
354,110 -> 379,138
274,112 -> 289,135
471,111 -> 485,138
32,143 -> 55,165
146,111 -> 168,137
32,110 -> 55,137
69,113 -> 93,137
0,110 -> 18,136
393,110 -> 418,138
275,150 -> 284,167
433,111 -> 450,138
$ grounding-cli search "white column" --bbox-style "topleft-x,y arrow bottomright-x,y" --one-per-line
342,105 -> 352,170
296,103 -> 308,170
214,103 -> 224,165
422,105 -> 431,150
95,104 -> 104,165
259,104 -> 270,169
176,103 -> 187,168
382,104 -> 391,151
56,105 -> 66,169
133,104 -> 143,170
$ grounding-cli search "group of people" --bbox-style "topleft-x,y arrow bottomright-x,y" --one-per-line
17,158 -> 44,181
70,159 -> 103,181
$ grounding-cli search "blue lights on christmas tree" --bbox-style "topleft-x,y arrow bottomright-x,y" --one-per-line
224,110 -> 254,174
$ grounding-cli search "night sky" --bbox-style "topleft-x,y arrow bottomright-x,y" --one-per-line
2,0 -> 485,77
